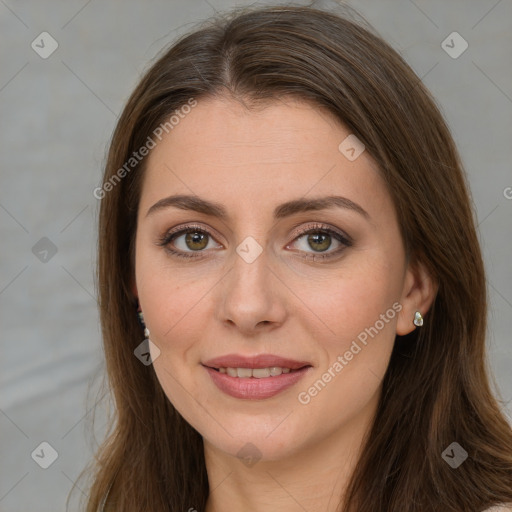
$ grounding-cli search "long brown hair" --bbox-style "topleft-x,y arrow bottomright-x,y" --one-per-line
74,3 -> 512,511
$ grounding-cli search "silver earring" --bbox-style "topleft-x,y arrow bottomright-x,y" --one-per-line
135,310 -> 160,366
137,310 -> 151,339
413,311 -> 423,327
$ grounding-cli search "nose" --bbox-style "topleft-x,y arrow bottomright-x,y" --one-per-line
215,243 -> 287,336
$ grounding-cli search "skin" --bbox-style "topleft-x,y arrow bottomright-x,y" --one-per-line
134,96 -> 435,512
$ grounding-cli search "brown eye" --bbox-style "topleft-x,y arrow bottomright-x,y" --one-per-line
288,224 -> 353,261
158,225 -> 222,259
306,232 -> 332,252
184,231 -> 209,251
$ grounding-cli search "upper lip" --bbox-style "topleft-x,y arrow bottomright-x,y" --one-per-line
203,354 -> 312,370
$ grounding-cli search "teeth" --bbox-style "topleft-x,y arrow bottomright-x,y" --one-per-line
252,368 -> 271,378
237,368 -> 253,378
217,366 -> 296,378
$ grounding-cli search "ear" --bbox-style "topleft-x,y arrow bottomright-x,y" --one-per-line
396,260 -> 437,335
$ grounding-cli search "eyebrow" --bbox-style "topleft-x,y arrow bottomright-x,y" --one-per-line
146,194 -> 369,220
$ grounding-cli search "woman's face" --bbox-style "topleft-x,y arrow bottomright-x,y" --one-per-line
134,96 -> 420,463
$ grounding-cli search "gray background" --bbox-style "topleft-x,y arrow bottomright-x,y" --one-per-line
0,0 -> 511,510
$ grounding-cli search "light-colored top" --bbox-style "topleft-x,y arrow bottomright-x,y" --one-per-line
484,505 -> 512,512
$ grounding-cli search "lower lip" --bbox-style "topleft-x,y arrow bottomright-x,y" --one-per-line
204,366 -> 311,400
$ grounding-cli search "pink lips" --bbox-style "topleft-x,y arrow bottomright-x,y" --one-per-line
202,353 -> 312,400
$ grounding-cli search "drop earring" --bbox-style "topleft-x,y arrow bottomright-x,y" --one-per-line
137,305 -> 150,340
413,311 -> 424,327
137,310 -> 149,341
134,306 -> 160,365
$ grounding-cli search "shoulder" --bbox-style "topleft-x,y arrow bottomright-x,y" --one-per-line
483,505 -> 512,512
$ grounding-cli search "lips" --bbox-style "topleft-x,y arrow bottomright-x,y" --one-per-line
203,354 -> 311,371
202,353 -> 313,400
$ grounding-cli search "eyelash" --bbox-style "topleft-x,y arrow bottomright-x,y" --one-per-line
157,222 -> 352,261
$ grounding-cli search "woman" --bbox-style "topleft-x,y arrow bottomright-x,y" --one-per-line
78,4 -> 512,511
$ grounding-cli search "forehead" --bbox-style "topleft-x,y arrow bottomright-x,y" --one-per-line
140,95 -> 390,223
149,95 -> 357,164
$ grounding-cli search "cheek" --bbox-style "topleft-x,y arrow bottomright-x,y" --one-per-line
296,282 -> 398,429
135,241 -> 213,348
310,291 -> 398,392
139,270 -> 208,419
294,253 -> 402,402
299,258 -> 402,344
139,279 -> 209,360
135,261 -> 219,416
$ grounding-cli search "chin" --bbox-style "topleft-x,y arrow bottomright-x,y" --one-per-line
206,433 -> 301,464
200,414 -> 309,463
